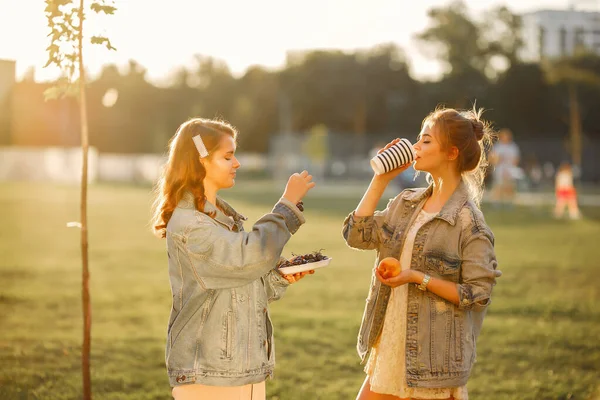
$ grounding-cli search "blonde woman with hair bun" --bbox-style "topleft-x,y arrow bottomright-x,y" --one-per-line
343,107 -> 502,400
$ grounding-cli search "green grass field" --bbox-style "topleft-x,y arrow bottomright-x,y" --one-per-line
0,181 -> 599,400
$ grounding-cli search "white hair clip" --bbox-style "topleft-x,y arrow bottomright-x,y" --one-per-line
192,135 -> 209,158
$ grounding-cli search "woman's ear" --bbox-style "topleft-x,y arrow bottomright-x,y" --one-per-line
448,146 -> 459,161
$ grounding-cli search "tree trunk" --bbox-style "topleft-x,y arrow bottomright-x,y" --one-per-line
568,83 -> 582,170
78,1 -> 92,399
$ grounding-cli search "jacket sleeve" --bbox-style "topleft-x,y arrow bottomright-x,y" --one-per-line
262,263 -> 291,303
341,195 -> 397,251
184,199 -> 305,290
457,231 -> 501,312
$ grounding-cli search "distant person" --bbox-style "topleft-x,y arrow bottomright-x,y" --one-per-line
343,107 -> 501,400
151,118 -> 315,400
554,162 -> 581,220
490,128 -> 520,207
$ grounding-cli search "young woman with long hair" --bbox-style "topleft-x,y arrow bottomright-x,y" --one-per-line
152,118 -> 315,400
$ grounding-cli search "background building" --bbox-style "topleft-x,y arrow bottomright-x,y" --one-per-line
520,8 -> 600,61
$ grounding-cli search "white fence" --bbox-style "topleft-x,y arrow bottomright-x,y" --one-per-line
97,153 -> 164,184
0,147 -> 270,184
0,147 -> 99,183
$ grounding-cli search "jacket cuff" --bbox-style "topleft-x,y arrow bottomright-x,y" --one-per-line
345,211 -> 375,243
273,198 -> 305,234
347,211 -> 373,225
457,284 -> 491,312
270,268 -> 291,286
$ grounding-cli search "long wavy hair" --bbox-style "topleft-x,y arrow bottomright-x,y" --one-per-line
151,118 -> 238,238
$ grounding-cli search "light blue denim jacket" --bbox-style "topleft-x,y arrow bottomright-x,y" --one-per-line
342,181 -> 501,388
164,192 -> 304,387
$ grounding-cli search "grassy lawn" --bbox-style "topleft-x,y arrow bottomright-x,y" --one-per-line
0,181 -> 599,400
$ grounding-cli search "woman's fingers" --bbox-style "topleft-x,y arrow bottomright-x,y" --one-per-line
377,138 -> 401,154
283,269 -> 316,284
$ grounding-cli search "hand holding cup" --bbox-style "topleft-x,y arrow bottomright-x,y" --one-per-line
371,138 -> 415,182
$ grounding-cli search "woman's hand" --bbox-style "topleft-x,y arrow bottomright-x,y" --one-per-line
282,170 -> 316,204
280,270 -> 315,284
375,267 -> 416,288
373,138 -> 412,183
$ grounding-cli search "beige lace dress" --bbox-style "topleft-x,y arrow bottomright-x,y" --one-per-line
365,209 -> 468,399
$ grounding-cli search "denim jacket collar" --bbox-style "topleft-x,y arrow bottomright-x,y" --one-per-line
178,192 -> 248,230
401,180 -> 470,226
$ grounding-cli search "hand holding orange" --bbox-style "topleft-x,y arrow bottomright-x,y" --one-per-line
377,257 -> 401,279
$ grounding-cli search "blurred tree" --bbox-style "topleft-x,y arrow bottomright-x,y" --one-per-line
360,44 -> 420,135
488,63 -> 561,137
230,66 -> 279,152
44,1 -> 116,399
280,50 -> 365,132
482,6 -> 524,71
88,61 -> 167,153
543,52 -> 600,168
280,44 -> 417,142
191,55 -> 236,119
416,1 -> 488,77
417,1 -> 523,78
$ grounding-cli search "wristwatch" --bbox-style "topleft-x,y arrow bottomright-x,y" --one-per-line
417,274 -> 431,291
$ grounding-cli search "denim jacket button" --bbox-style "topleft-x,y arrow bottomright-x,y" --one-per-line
263,308 -> 267,313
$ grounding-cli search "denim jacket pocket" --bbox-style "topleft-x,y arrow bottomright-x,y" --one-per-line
222,310 -> 235,360
453,312 -> 463,362
425,254 -> 461,280
358,289 -> 378,354
265,310 -> 274,361
380,222 -> 396,244
449,309 -> 475,372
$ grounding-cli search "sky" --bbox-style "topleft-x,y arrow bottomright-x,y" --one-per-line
0,0 -> 598,84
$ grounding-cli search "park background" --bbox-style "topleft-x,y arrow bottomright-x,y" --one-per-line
1,0 -> 600,399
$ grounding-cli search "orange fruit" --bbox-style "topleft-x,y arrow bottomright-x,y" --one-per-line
377,257 -> 401,278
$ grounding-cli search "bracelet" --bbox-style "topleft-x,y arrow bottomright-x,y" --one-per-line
417,274 -> 431,291
296,201 -> 304,212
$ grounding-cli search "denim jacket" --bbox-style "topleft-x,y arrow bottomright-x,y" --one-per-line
342,181 -> 501,388
164,192 -> 305,387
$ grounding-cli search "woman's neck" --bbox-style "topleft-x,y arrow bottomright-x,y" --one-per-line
424,170 -> 461,212
203,182 -> 218,206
